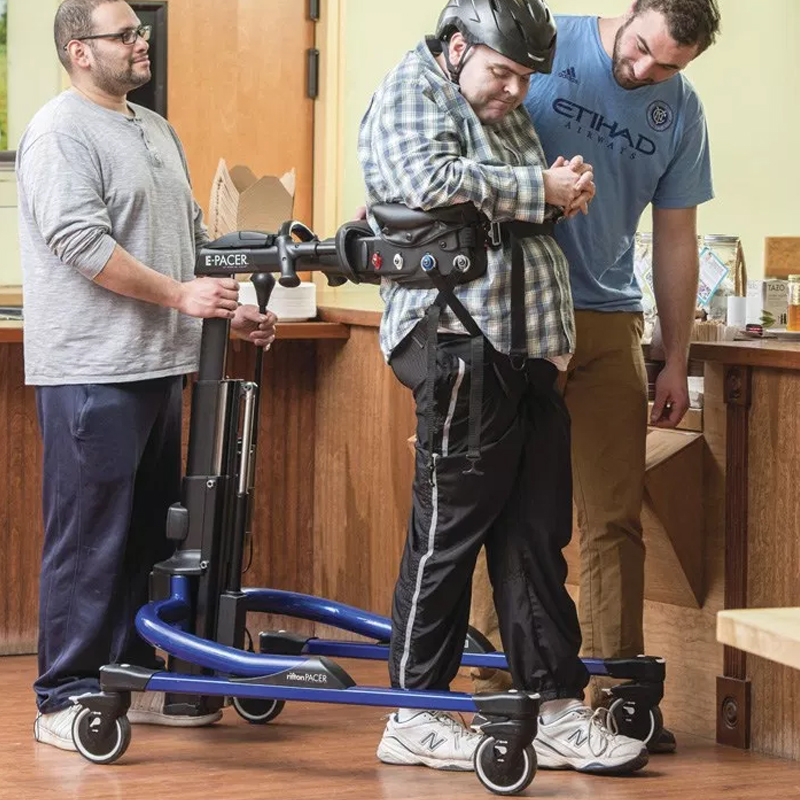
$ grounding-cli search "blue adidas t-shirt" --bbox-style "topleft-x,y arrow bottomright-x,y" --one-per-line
525,15 -> 714,311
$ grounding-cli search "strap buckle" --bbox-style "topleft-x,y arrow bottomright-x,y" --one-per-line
509,352 -> 527,372
488,221 -> 503,249
428,452 -> 439,486
463,451 -> 484,477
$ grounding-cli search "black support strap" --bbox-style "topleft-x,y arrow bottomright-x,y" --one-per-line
507,226 -> 528,371
417,217 -> 554,477
424,269 -> 485,477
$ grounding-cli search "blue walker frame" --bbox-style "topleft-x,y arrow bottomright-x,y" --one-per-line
132,579 -> 636,714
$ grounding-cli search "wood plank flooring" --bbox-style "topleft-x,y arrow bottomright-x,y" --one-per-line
3,655 -> 800,800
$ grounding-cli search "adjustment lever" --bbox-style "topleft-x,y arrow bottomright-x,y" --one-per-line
252,272 -> 276,314
276,220 -> 317,288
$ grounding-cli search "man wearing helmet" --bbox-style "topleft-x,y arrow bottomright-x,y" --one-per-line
470,0 -> 721,756
359,0 -> 648,775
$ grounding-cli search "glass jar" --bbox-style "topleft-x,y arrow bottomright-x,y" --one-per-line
788,275 -> 800,332
634,232 -> 746,328
699,235 -> 746,321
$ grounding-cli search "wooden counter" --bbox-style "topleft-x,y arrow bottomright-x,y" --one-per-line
0,319 -> 350,344
700,340 -> 800,758
0,311 -> 350,657
317,285 -> 383,328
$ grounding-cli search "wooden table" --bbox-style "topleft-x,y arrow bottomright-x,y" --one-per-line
718,608 -> 800,672
692,340 -> 800,755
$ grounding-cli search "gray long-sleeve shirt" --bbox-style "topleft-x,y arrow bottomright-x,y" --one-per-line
16,90 -> 208,385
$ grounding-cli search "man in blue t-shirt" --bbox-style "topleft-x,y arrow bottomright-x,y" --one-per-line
470,0 -> 720,755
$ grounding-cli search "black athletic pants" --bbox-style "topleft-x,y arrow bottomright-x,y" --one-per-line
388,325 -> 588,701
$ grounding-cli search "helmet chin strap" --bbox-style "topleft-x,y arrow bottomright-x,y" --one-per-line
442,39 -> 475,87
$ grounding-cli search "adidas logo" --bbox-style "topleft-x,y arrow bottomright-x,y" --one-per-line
558,66 -> 579,84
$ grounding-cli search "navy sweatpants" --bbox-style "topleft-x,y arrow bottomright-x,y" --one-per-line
34,377 -> 183,713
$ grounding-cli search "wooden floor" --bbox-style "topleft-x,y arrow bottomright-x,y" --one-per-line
4,655 -> 800,800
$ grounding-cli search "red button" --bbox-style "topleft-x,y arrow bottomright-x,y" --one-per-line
372,253 -> 383,270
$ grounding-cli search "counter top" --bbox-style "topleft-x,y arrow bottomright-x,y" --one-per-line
718,608 -> 800,672
0,285 -> 353,343
0,319 -> 349,344
317,285 -> 383,328
689,340 -> 800,370
0,321 -> 22,343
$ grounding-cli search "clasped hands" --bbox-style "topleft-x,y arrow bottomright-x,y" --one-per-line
543,155 -> 596,219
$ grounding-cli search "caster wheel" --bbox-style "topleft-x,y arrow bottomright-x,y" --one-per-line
72,707 -> 131,764
609,699 -> 662,746
474,736 -> 537,796
232,696 -> 285,724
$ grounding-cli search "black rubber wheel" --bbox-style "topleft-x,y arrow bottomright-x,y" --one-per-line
473,736 -> 537,796
232,696 -> 285,724
609,699 -> 663,746
72,707 -> 131,765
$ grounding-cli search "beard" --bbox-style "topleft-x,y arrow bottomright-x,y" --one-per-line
611,21 -> 654,90
90,47 -> 151,95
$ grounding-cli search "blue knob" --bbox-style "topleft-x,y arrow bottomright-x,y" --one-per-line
421,253 -> 437,272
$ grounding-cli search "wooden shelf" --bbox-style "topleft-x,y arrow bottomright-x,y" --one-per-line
0,322 -> 22,343
0,320 -> 349,346
275,321 -> 349,340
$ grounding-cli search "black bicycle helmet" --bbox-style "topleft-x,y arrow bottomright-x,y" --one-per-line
436,0 -> 557,80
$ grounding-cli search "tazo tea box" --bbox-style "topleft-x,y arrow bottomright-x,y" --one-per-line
746,279 -> 788,328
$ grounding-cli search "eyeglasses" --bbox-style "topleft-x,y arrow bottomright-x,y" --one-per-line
65,24 -> 152,49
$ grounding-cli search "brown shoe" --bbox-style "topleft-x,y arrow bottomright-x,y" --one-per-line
647,726 -> 677,754
469,666 -> 513,695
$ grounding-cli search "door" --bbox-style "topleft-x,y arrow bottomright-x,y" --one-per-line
166,0 -> 316,226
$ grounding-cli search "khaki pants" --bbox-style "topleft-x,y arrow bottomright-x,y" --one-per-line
470,311 -> 648,697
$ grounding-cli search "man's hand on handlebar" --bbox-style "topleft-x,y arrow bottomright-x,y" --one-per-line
178,277 -> 240,319
231,304 -> 278,350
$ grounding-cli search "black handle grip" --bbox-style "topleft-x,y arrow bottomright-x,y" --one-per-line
251,272 -> 276,314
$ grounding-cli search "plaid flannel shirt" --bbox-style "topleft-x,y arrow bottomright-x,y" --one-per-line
358,39 -> 575,362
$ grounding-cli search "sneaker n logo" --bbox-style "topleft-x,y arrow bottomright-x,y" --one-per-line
567,728 -> 589,748
420,731 -> 447,752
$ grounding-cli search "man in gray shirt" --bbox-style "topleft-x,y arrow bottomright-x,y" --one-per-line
18,0 -> 276,751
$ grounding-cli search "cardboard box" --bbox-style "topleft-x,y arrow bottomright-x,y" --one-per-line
764,237 -> 800,279
208,160 -> 317,321
208,159 -> 295,239
746,279 -> 788,328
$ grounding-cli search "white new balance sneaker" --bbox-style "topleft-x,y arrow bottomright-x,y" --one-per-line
34,705 -> 81,752
377,710 -> 482,771
535,702 -> 648,774
128,691 -> 223,727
